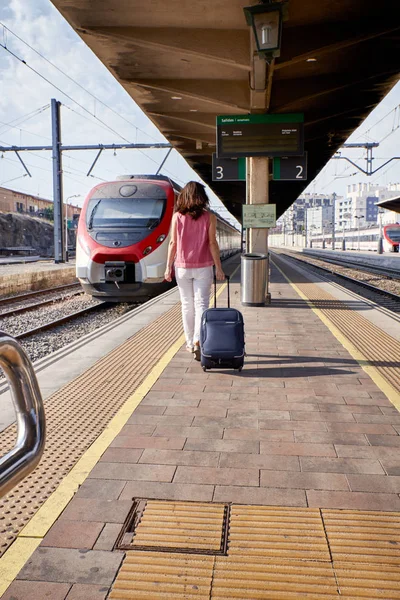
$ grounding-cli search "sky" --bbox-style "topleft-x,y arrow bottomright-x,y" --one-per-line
0,0 -> 400,221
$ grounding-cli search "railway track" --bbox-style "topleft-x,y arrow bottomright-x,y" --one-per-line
302,251 -> 400,280
275,250 -> 400,315
14,301 -> 109,340
0,282 -> 81,308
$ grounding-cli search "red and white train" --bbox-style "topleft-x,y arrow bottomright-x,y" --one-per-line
76,175 -> 241,301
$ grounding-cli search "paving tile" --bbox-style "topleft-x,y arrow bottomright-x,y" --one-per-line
213,485 -> 307,506
219,452 -> 300,471
98,448 -> 143,463
260,441 -> 336,457
184,439 -> 259,454
119,481 -> 214,502
142,396 -> 200,407
260,419 -> 328,431
110,436 -> 186,450
89,462 -> 176,482
326,422 -> 398,434
152,378 -> 183,390
294,432 -> 368,445
380,459 -> 400,475
164,406 -> 227,417
154,425 -> 223,439
108,424 -> 155,436
355,414 -> 400,424
224,428 -> 294,442
307,490 -> 400,511
334,445 -> 399,460
2,581 -> 71,600
380,405 -> 400,415
344,396 -> 392,406
59,498 -> 132,523
66,583 -> 109,600
300,457 -> 385,475
127,414 -> 194,426
93,523 -> 122,551
347,474 -> 400,493
318,404 -> 382,414
18,548 -> 123,585
366,434 -> 400,446
261,470 -> 349,491
192,416 -> 260,429
139,448 -> 219,467
75,479 -> 126,500
41,520 -> 104,550
174,391 -> 231,401
314,396 -> 346,405
133,405 -> 166,415
290,411 -> 356,422
174,466 -> 259,486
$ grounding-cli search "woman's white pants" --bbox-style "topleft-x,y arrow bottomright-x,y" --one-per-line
175,266 -> 213,347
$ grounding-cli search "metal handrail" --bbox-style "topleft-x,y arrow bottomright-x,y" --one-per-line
0,331 -> 46,498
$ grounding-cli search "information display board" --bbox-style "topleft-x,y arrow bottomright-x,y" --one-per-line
217,114 -> 304,159
212,154 -> 246,181
273,152 -> 308,181
242,204 -> 276,228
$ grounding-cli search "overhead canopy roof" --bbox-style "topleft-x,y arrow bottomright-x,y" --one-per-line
51,0 -> 400,221
376,196 -> 400,214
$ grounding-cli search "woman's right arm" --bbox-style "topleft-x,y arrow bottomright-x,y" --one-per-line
209,213 -> 225,281
164,213 -> 177,282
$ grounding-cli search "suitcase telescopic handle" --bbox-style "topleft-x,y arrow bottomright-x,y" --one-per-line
213,268 -> 230,308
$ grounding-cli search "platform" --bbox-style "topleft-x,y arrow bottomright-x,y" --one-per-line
0,260 -> 76,296
1,253 -> 400,599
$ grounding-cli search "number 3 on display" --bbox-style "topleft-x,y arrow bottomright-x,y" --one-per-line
216,166 -> 224,179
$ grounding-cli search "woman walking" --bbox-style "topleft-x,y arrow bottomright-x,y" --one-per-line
164,181 -> 225,360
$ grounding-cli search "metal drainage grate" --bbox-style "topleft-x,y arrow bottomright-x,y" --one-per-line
116,499 -> 230,555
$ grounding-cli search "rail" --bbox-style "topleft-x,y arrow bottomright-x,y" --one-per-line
0,332 -> 46,498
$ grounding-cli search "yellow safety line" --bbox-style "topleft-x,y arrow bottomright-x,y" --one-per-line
272,258 -> 400,412
0,276 -> 232,597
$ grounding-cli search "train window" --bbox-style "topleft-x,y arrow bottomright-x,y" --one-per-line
385,227 -> 400,242
87,182 -> 167,229
86,197 -> 165,229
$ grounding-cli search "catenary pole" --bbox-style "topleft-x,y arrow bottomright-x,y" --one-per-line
51,99 -> 64,263
0,99 -> 172,264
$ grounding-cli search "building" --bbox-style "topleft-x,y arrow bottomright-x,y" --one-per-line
0,187 -> 81,220
307,205 -> 334,234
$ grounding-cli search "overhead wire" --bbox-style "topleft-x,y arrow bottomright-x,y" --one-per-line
0,22 -> 162,144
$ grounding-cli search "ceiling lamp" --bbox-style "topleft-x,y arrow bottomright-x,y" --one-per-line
243,1 -> 284,60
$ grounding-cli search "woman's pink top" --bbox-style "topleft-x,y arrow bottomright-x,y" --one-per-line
174,211 -> 214,268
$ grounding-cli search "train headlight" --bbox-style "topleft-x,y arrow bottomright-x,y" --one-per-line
79,237 -> 91,256
156,234 -> 166,244
143,246 -> 152,256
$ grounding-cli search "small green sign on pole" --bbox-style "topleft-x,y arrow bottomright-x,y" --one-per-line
242,204 -> 276,228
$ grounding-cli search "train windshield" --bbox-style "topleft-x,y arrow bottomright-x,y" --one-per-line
385,227 -> 400,242
86,183 -> 166,229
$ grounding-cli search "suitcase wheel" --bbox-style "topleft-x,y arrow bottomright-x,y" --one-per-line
202,366 -> 207,372
237,366 -> 243,372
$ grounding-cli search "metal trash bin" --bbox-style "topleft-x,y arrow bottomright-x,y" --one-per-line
241,253 -> 268,306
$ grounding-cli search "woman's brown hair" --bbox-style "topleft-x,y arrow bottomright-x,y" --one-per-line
175,181 -> 210,220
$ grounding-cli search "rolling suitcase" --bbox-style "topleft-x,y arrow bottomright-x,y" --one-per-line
200,274 -> 245,372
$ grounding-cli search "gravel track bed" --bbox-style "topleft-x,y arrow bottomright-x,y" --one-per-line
0,288 -> 82,315
284,251 -> 400,295
20,303 -> 131,364
0,294 -> 133,369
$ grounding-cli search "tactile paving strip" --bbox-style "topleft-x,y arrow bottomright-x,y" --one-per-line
109,504 -> 400,599
323,509 -> 400,565
273,253 -> 400,395
0,302 -> 183,557
119,500 -> 228,554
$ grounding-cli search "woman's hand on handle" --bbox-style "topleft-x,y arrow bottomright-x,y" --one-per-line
215,267 -> 225,281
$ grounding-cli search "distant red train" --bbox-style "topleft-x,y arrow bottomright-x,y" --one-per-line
383,224 -> 400,252
76,175 -> 241,301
